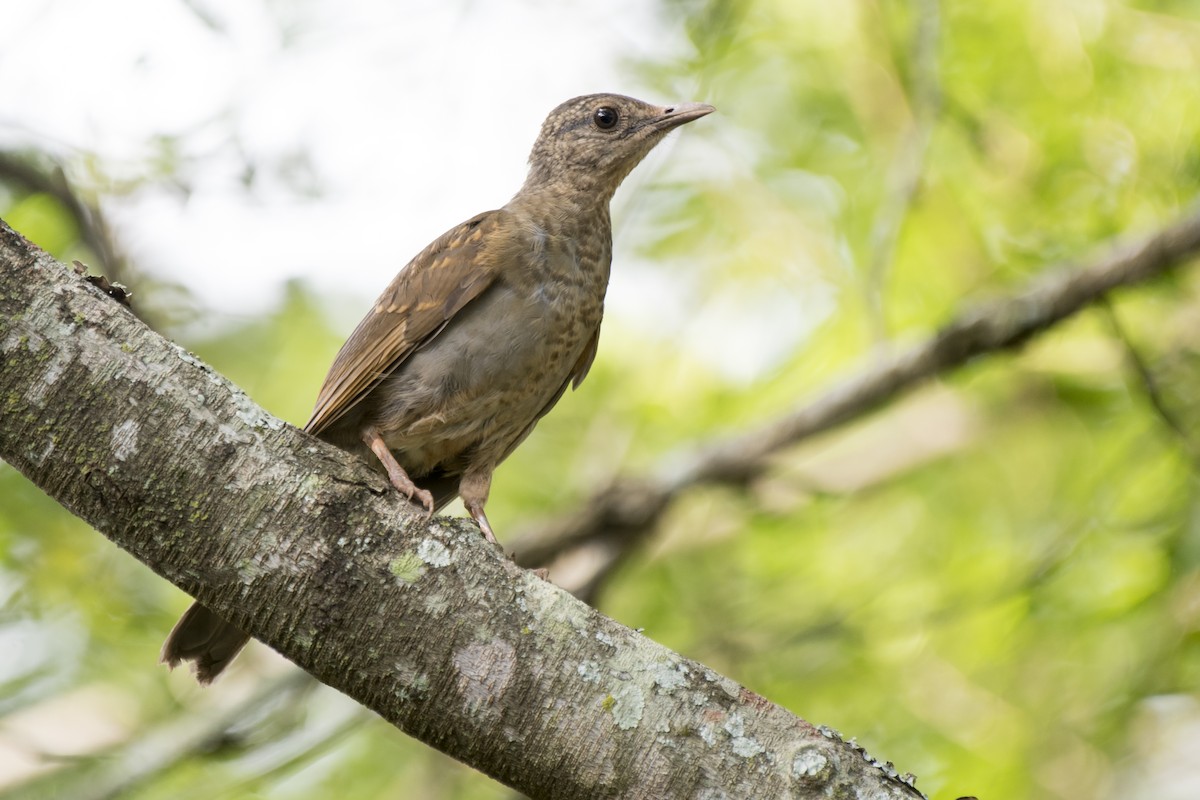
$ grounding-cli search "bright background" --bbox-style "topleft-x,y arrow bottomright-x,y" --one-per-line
3,1 -> 1200,798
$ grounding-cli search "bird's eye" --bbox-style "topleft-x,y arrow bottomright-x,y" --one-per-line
593,107 -> 619,130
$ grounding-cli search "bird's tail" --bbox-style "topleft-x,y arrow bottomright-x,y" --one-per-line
161,602 -> 251,685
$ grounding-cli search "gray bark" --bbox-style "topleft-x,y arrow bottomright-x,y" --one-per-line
0,219 -> 923,799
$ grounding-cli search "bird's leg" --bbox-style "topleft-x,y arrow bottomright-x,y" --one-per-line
459,468 -> 499,546
361,425 -> 434,515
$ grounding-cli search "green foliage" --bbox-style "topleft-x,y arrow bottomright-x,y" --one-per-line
3,193 -> 80,258
4,1 -> 1200,798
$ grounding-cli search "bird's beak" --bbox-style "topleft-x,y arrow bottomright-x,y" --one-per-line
651,102 -> 716,131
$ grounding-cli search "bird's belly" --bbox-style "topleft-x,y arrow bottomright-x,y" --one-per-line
367,280 -> 598,473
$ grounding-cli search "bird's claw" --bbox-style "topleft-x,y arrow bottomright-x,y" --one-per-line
383,470 -> 433,517
477,518 -> 499,546
413,488 -> 434,517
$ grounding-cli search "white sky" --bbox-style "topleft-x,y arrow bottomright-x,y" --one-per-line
0,0 -> 827,382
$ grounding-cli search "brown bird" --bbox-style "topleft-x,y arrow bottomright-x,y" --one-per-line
162,93 -> 714,683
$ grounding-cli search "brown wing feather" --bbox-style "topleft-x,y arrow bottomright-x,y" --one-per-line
569,327 -> 600,390
304,210 -> 514,436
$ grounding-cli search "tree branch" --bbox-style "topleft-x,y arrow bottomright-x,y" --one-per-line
0,219 -> 922,799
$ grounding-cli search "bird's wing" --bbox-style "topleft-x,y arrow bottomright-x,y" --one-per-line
304,209 -> 519,436
569,327 -> 600,390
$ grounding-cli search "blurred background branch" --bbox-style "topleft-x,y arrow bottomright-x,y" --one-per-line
2,671 -> 316,800
1100,298 -> 1200,470
0,152 -> 127,283
514,204 -> 1200,598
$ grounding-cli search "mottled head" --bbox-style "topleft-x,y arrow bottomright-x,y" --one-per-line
522,93 -> 713,199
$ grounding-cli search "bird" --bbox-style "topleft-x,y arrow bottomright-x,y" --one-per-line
161,92 -> 714,683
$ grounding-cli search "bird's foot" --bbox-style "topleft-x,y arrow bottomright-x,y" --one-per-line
460,471 -> 502,547
381,458 -> 434,515
362,426 -> 434,515
465,500 -> 500,547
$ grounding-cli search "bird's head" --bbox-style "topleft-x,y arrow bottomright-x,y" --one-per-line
521,93 -> 714,200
